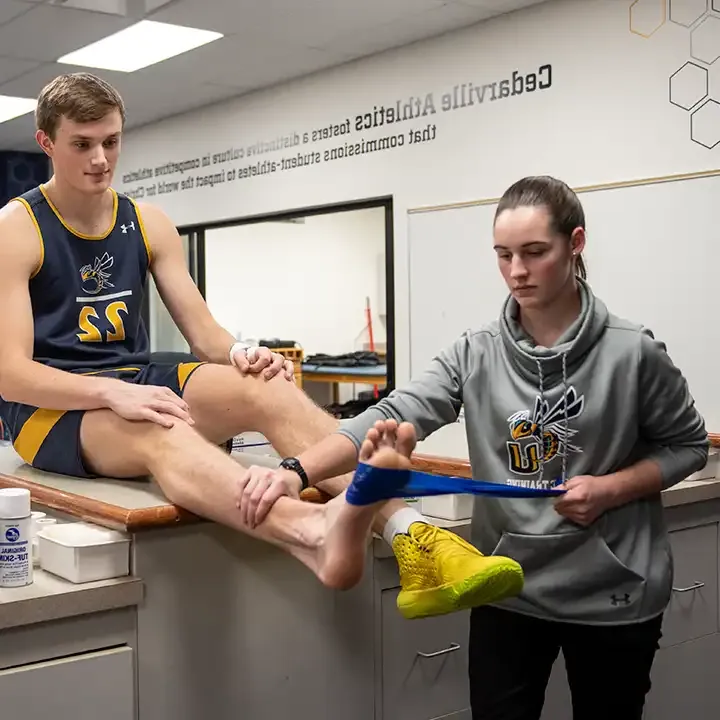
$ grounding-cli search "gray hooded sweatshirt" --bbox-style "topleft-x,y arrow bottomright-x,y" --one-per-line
338,280 -> 709,625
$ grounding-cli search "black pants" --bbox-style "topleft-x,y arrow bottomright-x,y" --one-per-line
469,605 -> 663,720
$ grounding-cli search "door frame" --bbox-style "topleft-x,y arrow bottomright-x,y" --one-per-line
144,196 -> 395,392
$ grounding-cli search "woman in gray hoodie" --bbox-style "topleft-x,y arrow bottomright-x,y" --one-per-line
237,175 -> 709,720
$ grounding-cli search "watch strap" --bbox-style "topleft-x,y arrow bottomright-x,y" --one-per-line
280,457 -> 309,490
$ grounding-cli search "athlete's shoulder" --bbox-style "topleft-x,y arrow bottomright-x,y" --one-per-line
0,196 -> 43,276
132,198 -> 165,217
118,199 -> 178,264
0,193 -> 38,233
130,200 -> 176,240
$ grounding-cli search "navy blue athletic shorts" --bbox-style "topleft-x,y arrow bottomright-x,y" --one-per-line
0,361 -> 205,478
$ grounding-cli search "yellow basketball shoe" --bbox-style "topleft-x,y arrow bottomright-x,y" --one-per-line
392,522 -> 524,620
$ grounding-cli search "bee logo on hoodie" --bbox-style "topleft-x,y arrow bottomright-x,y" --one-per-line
506,386 -> 585,476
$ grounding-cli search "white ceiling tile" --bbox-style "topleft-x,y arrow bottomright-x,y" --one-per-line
0,62 -> 128,99
148,0 -> 289,35
150,0 -> 448,46
205,46 -> 345,90
0,0 -> 34,25
317,2 -> 495,58
0,0 -> 554,151
50,0 -> 128,16
0,4 -> 134,61
276,0 -> 455,49
0,56 -> 44,85
122,31 -> 346,92
128,36 -> 256,86
143,0 -> 175,11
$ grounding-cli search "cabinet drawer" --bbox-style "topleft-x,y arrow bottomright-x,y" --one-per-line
645,632 -> 720,719
0,646 -> 135,720
661,523 -> 718,647
381,588 -> 470,720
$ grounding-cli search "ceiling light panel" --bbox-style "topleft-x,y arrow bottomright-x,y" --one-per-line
0,95 -> 36,125
57,19 -> 223,72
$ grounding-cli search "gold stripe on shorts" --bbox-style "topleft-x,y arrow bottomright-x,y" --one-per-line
177,362 -> 204,392
13,409 -> 66,465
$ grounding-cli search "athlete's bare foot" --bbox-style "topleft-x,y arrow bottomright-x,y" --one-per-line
314,421 -> 419,590
359,419 -> 417,468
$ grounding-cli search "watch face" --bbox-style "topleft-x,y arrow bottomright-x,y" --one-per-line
281,458 -> 306,487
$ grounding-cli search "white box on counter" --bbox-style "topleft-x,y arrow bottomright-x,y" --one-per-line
421,494 -> 474,521
36,522 -> 130,584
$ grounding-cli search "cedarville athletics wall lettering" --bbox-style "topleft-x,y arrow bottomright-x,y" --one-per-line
120,63 -> 552,200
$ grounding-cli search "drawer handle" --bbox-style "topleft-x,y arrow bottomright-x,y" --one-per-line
672,581 -> 705,593
417,642 -> 461,659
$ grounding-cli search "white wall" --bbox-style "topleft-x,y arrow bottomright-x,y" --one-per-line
116,0 -> 720,396
204,207 -> 387,357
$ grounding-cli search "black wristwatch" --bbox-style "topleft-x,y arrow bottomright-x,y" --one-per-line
280,457 -> 309,490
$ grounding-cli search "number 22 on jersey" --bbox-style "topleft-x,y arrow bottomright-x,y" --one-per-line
77,301 -> 129,343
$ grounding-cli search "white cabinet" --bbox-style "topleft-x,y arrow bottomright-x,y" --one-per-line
539,519 -> 720,720
0,646 -> 135,720
380,588 -> 470,720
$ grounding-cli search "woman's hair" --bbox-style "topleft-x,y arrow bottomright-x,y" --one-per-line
494,175 -> 587,280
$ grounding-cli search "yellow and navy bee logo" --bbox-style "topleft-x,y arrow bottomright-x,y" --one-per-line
506,386 -> 584,476
79,252 -> 115,295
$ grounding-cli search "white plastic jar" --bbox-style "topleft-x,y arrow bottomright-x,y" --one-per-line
0,488 -> 33,587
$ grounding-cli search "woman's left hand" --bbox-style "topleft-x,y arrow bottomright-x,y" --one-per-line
554,475 -> 616,526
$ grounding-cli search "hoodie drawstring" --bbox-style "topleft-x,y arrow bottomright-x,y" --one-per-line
536,358 -> 545,484
535,352 -> 570,488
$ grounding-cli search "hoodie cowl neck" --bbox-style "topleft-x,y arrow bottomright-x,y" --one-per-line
499,278 -> 609,389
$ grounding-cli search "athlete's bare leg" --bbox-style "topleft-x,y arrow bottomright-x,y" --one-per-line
181,365 -> 410,529
79,409 -> 392,590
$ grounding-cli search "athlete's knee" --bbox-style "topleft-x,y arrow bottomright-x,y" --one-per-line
230,366 -> 301,408
81,409 -> 199,470
145,415 -> 200,449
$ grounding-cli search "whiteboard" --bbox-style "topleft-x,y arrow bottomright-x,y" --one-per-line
408,171 -> 720,431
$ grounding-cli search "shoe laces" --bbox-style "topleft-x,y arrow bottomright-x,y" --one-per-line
409,522 -> 441,553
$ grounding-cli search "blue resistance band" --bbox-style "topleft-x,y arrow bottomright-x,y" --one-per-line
346,462 -> 566,506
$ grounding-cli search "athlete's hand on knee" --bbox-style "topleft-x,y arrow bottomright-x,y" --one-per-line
235,465 -> 302,528
104,382 -> 193,429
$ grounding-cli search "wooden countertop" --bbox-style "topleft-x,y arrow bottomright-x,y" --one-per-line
1,437 -> 719,532
0,445 -> 197,532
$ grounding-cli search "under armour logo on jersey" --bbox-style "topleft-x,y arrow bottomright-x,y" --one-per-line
121,221 -> 135,233
610,593 -> 631,606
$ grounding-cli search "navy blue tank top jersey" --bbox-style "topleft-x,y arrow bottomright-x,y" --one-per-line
15,185 -> 152,373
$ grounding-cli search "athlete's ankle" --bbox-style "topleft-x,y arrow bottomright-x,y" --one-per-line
382,507 -> 426,545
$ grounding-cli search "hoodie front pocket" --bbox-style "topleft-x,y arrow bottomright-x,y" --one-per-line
492,530 -> 647,621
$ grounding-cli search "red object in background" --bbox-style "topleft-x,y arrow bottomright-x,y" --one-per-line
365,296 -> 379,399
